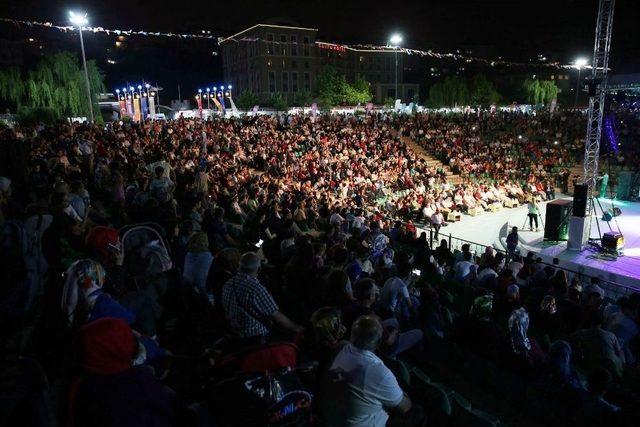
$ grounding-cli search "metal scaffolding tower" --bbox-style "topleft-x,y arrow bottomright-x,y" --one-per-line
568,0 -> 615,251
582,0 -> 615,211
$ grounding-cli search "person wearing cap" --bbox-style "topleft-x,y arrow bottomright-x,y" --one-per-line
221,252 -> 303,343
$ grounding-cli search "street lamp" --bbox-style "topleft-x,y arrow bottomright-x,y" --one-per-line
206,88 -> 211,110
574,57 -> 589,108
69,11 -> 94,122
388,33 -> 403,103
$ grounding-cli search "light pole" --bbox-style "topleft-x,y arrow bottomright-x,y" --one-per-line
388,33 -> 403,103
69,11 -> 94,122
206,88 -> 211,110
574,57 -> 588,109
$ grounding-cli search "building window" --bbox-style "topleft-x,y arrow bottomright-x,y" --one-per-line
291,35 -> 298,56
280,35 -> 288,55
267,59 -> 272,67
292,72 -> 298,92
282,72 -> 289,92
291,60 -> 297,68
303,36 -> 310,56
266,33 -> 274,55
269,71 -> 276,93
305,61 -> 309,69
304,72 -> 311,91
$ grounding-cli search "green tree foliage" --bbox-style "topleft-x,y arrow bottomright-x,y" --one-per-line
293,90 -> 312,107
344,75 -> 372,104
470,74 -> 501,106
314,66 -> 372,106
235,89 -> 260,110
269,93 -> 288,112
314,66 -> 346,105
523,79 -> 559,105
428,76 -> 470,108
428,74 -> 501,107
0,51 -> 105,120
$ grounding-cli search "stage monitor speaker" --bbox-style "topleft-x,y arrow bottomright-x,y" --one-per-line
544,199 -> 572,241
602,232 -> 625,251
573,184 -> 588,217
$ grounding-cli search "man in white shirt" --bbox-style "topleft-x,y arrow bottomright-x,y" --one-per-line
321,316 -> 412,427
379,262 -> 415,316
454,251 -> 475,282
430,209 -> 444,240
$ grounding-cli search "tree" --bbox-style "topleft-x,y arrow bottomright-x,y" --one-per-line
523,79 -> 558,105
269,93 -> 288,112
293,90 -> 312,107
314,65 -> 347,106
470,74 -> 501,106
235,89 -> 260,110
0,52 -> 105,120
428,76 -> 469,108
344,75 -> 372,104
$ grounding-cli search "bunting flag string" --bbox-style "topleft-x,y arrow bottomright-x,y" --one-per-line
0,17 -> 223,41
2,16 -> 588,70
227,36 -> 580,70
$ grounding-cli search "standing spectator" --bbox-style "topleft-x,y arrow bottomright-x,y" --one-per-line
506,226 -> 519,259
430,208 -> 444,240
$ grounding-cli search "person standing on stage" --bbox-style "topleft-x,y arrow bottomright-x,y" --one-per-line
528,199 -> 540,232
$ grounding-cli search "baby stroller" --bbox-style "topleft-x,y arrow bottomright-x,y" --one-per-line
119,222 -> 173,280
205,342 -> 317,427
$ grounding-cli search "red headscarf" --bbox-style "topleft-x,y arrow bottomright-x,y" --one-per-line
79,317 -> 136,375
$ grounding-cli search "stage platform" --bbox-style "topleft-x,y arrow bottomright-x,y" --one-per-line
427,196 -> 640,293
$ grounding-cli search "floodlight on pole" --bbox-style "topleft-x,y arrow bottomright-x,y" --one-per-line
69,11 -> 94,122
388,33 -> 403,104
574,57 -> 589,108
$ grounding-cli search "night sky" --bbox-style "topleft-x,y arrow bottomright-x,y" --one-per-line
1,0 -> 639,100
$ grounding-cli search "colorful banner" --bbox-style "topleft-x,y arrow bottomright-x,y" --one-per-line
217,93 -> 226,113
196,96 -> 203,118
212,97 -> 223,112
125,96 -> 133,117
133,96 -> 141,122
141,95 -> 148,119
118,97 -> 127,118
148,95 -> 156,117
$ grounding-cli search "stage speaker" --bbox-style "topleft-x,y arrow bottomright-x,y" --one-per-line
568,216 -> 590,251
573,184 -> 588,217
544,199 -> 572,241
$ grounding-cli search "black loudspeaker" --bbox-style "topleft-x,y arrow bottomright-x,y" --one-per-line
544,199 -> 573,241
573,184 -> 588,217
602,232 -> 625,251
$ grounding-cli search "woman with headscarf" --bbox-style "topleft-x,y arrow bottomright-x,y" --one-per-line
61,259 -> 163,360
70,317 -> 188,427
61,259 -> 135,329
307,307 -> 347,372
508,307 -> 546,368
453,294 -> 505,360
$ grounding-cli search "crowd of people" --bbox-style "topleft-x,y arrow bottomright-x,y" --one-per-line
0,110 -> 639,427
